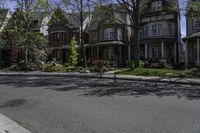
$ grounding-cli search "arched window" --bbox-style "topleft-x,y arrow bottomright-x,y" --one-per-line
104,28 -> 114,40
117,28 -> 122,40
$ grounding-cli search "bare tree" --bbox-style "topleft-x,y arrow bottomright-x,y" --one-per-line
61,0 -> 92,68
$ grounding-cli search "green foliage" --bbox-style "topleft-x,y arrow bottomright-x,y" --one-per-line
9,61 -> 42,71
126,60 -> 135,69
127,60 -> 149,69
64,66 -> 75,72
2,7 -> 48,64
118,68 -> 184,77
70,37 -> 78,67
187,1 -> 200,17
43,62 -> 64,72
139,60 -> 149,68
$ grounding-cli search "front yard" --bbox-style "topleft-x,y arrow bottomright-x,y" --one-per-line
117,68 -> 184,77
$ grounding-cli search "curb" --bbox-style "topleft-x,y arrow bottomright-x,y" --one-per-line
0,72 -> 200,86
0,113 -> 31,133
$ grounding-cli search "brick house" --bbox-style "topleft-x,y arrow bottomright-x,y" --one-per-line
48,8 -> 90,64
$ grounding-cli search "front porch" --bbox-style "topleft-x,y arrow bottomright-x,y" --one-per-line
140,41 -> 178,64
86,42 -> 126,67
185,37 -> 200,66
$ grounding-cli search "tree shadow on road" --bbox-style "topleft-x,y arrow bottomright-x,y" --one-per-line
81,81 -> 200,100
0,76 -> 200,100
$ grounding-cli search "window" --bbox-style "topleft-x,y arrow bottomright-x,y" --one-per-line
152,24 -> 157,36
158,24 -> 163,35
117,28 -> 122,40
151,1 -> 162,11
104,28 -> 114,40
193,19 -> 200,29
168,23 -> 172,34
93,32 -> 97,41
52,32 -> 66,42
144,26 -> 149,37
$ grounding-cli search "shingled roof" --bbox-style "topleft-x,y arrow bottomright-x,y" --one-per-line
88,5 -> 127,31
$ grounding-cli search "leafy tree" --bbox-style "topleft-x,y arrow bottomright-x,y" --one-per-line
70,37 -> 78,67
2,0 -> 50,64
186,0 -> 200,17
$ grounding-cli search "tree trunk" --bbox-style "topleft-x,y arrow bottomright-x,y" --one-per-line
133,1 -> 140,68
80,0 -> 87,68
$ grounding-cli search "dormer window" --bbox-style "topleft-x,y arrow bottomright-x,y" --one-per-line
151,1 -> 162,11
193,19 -> 200,29
104,28 -> 114,40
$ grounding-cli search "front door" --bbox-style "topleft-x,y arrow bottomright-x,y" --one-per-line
152,47 -> 161,60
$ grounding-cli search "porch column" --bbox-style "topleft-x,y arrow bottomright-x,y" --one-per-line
174,42 -> 177,64
161,42 -> 164,59
92,47 -> 94,60
197,38 -> 200,66
145,43 -> 148,59
119,46 -> 122,65
109,45 -> 112,60
128,45 -> 131,61
97,46 -> 99,60
185,40 -> 188,66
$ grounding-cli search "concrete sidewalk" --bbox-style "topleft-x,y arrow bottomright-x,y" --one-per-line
0,71 -> 200,85
0,113 -> 31,133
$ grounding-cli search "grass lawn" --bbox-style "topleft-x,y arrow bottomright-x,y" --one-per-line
117,68 -> 184,77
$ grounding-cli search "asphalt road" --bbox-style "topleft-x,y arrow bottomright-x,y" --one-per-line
0,76 -> 200,133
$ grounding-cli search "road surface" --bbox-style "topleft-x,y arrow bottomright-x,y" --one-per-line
0,76 -> 200,133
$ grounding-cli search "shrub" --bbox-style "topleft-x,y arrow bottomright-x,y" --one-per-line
76,67 -> 86,73
43,63 -> 54,72
9,64 -> 19,71
64,66 -> 75,72
9,61 -> 41,71
140,60 -> 149,68
159,59 -> 167,68
126,60 -> 134,69
102,66 -> 109,72
54,64 -> 64,72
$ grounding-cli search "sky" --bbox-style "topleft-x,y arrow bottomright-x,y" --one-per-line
3,1 -> 187,37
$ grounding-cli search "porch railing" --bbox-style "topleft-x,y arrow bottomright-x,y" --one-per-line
139,28 -> 176,39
